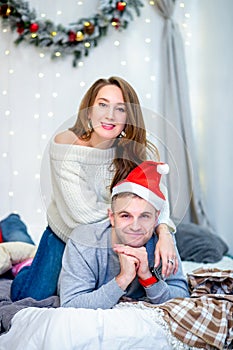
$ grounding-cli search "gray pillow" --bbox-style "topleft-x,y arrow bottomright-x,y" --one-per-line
175,222 -> 229,263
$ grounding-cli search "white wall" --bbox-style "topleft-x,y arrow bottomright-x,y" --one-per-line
1,0 -> 232,254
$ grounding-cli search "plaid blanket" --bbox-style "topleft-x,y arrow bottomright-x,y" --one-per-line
151,268 -> 233,350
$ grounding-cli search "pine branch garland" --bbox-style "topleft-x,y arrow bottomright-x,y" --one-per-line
0,0 -> 144,67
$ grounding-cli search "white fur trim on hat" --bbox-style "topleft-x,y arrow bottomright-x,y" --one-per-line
112,182 -> 165,212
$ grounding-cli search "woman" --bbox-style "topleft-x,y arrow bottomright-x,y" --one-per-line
11,76 -> 177,301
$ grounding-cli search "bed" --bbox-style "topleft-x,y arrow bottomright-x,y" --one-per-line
0,216 -> 233,350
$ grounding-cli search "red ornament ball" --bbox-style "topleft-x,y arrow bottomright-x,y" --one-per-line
116,1 -> 126,12
30,23 -> 39,33
17,21 -> 25,34
111,17 -> 120,29
68,31 -> 76,42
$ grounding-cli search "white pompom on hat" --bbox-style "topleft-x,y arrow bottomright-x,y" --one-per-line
112,161 -> 169,211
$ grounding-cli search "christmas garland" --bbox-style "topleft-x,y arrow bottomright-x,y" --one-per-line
0,0 -> 144,66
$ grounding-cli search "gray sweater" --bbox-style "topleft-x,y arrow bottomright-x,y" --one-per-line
59,221 -> 189,310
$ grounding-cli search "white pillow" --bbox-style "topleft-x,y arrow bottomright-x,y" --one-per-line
0,242 -> 37,275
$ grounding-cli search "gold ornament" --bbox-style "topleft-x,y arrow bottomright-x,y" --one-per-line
76,31 -> 84,41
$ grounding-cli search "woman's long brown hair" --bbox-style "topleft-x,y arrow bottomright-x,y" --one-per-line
69,76 -> 159,191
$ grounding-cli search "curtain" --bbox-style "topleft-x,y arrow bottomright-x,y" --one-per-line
154,0 -> 210,227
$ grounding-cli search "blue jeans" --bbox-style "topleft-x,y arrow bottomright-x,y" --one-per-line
11,226 -> 65,301
0,213 -> 35,244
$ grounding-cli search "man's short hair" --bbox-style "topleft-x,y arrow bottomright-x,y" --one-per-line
111,192 -> 158,216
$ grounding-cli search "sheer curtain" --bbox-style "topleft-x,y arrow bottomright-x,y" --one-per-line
154,0 -> 210,227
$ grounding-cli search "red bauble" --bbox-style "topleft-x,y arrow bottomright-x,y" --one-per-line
17,21 -> 25,34
111,17 -> 120,29
116,1 -> 126,12
30,23 -> 39,33
68,31 -> 76,42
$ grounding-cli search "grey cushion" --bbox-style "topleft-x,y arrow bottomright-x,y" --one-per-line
175,223 -> 229,263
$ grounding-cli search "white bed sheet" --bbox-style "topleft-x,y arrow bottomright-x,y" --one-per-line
0,305 -> 172,350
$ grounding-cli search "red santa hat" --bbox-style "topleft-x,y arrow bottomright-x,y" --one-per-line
111,161 -> 169,211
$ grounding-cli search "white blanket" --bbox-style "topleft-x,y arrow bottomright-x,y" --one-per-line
0,304 -> 173,350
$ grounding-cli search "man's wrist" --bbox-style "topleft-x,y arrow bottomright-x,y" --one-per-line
115,274 -> 131,291
138,275 -> 158,287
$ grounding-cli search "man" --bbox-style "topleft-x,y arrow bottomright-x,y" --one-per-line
59,161 -> 189,309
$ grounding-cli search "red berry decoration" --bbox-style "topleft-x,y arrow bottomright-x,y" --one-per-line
30,23 -> 39,33
111,17 -> 120,29
116,2 -> 126,12
17,21 -> 25,34
68,31 -> 76,42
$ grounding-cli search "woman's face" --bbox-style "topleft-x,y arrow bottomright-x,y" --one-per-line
89,84 -> 127,146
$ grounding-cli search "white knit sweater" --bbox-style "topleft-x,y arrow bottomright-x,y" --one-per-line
47,139 -> 175,243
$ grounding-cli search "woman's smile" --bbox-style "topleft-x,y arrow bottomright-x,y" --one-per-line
101,122 -> 115,130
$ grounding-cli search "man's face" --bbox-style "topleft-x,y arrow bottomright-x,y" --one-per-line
109,195 -> 158,248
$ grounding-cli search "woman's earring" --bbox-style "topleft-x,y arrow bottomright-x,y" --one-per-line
118,130 -> 126,138
87,119 -> 93,133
